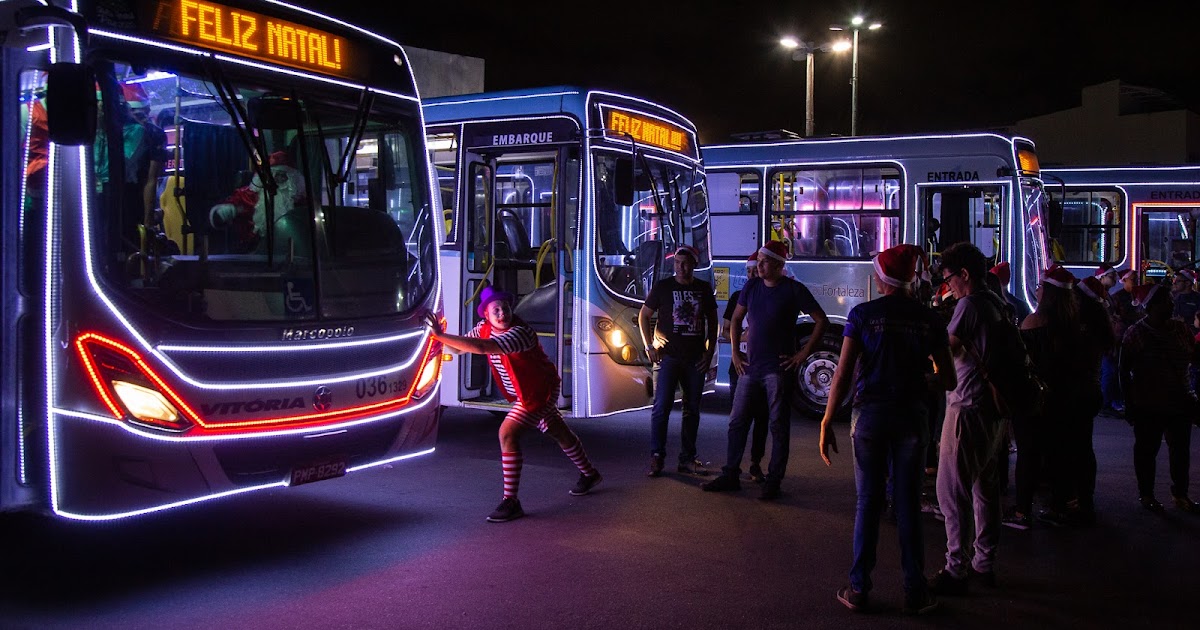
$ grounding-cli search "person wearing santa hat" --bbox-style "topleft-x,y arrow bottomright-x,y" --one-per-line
720,253 -> 770,483
1103,269 -> 1139,415
1069,275 -> 1117,525
1095,264 -> 1119,290
1171,269 -> 1200,336
928,243 -> 1008,596
987,261 -> 1030,326
819,244 -> 955,614
702,240 -> 828,500
639,245 -> 719,477
1002,265 -> 1086,531
432,286 -> 602,522
1119,283 -> 1199,514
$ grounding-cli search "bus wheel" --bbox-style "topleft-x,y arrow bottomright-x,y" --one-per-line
790,335 -> 844,420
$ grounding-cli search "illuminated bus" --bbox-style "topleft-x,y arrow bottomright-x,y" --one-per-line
1042,165 -> 1200,281
1,0 -> 443,520
704,133 -> 1051,416
424,87 -> 713,417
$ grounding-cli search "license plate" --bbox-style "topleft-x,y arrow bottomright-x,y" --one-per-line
289,457 -> 347,486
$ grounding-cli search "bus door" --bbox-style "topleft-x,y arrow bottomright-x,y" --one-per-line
1136,205 -> 1200,279
922,184 -> 1004,267
460,149 -> 571,406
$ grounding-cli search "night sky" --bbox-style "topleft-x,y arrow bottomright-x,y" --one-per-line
310,0 -> 1200,144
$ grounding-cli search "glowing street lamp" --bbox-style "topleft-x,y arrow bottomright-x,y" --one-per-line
830,15 -> 883,136
779,36 -> 849,137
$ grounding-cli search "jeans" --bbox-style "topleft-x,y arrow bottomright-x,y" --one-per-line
729,368 -> 769,465
1100,353 -> 1122,409
849,404 -> 929,595
650,354 -> 706,464
722,372 -> 791,485
1132,413 -> 1192,498
936,401 -> 1005,577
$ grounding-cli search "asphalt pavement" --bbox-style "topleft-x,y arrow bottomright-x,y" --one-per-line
1,397 -> 1196,629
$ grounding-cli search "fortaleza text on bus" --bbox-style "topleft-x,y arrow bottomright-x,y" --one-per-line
927,170 -> 980,182
815,284 -> 867,298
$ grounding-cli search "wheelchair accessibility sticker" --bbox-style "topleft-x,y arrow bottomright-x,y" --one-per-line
284,279 -> 316,316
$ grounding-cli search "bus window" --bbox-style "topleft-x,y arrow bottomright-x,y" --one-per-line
769,166 -> 901,258
709,171 -> 760,257
925,187 -> 1001,262
495,160 -> 557,295
594,153 -> 709,301
1054,190 -> 1122,264
1141,209 -> 1199,272
467,162 -> 493,273
427,131 -> 459,242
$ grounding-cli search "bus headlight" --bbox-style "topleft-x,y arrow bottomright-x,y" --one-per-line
593,317 -> 642,366
412,349 -> 442,399
112,381 -> 181,426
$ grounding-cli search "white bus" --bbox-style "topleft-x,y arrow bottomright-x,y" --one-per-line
425,87 -> 714,418
1,0 -> 443,519
1043,165 -> 1200,281
704,133 -> 1051,416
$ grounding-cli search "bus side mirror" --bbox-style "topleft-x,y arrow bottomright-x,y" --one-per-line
613,157 -> 634,206
247,95 -> 303,130
46,62 -> 96,146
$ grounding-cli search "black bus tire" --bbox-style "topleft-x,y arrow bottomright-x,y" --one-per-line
790,334 -> 847,421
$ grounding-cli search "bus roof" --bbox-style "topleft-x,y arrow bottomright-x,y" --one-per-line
702,132 -> 1035,167
1043,164 -> 1200,186
423,85 -> 698,134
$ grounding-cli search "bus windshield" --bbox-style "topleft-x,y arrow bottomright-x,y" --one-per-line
93,60 -> 436,322
593,152 -> 710,301
1021,178 -> 1051,301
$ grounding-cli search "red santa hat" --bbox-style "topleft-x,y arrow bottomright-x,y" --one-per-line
1094,263 -> 1117,280
1119,268 -> 1136,282
1077,276 -> 1106,303
1131,283 -> 1164,308
989,261 -> 1011,286
758,240 -> 790,262
872,244 -> 929,288
1177,269 -> 1197,284
121,83 -> 149,110
1043,264 -> 1076,289
745,252 -> 758,268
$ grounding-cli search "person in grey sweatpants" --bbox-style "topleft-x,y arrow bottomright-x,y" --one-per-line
929,243 -> 1006,596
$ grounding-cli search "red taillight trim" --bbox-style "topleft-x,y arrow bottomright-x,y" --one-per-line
74,332 -> 441,435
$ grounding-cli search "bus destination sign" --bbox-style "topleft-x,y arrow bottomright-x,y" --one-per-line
605,108 -> 690,153
145,0 -> 360,80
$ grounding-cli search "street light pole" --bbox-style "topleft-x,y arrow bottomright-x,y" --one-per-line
781,36 -> 848,137
831,16 -> 882,137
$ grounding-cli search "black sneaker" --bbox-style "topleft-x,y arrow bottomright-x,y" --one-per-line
836,586 -> 869,612
1036,509 -> 1068,527
969,568 -> 997,588
1140,495 -> 1165,513
486,497 -> 524,523
700,474 -> 741,492
1002,510 -> 1031,530
677,459 -> 710,476
758,483 -> 781,501
646,454 -> 664,478
902,589 -> 939,615
1173,495 -> 1200,514
928,570 -> 968,596
570,471 -> 602,496
748,462 -> 765,483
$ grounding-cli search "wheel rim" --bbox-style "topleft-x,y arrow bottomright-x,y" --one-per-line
798,350 -> 839,408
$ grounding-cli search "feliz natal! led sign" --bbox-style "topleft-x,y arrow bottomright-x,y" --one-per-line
146,0 -> 359,79
605,109 -> 689,153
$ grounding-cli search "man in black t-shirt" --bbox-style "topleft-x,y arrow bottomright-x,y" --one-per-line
639,245 -> 718,477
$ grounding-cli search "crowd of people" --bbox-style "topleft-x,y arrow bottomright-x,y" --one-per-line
432,239 -> 1200,616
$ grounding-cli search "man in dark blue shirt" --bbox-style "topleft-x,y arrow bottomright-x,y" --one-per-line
702,240 -> 828,500
819,245 -> 956,614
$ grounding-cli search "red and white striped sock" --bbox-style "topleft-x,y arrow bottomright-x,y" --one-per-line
561,439 -> 596,476
501,451 -> 523,499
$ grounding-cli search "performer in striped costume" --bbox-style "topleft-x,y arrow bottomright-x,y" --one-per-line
432,286 -> 601,522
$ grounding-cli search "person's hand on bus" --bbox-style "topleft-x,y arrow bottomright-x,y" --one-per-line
426,312 -> 444,338
731,349 -> 747,376
781,348 -> 811,371
819,417 -> 838,466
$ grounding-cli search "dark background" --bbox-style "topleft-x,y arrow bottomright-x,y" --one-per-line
310,1 -> 1200,143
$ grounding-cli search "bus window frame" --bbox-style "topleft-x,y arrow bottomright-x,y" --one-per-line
1052,187 -> 1125,266
765,164 -> 902,260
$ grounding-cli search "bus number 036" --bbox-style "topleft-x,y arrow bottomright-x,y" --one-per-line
355,375 -> 409,399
